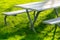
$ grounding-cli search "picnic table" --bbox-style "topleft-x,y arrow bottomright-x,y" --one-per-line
15,0 -> 60,32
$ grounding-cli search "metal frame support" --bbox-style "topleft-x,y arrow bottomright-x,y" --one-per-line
54,8 -> 59,17
33,11 -> 36,19
26,9 -> 42,33
4,15 -> 7,25
26,9 -> 36,33
52,24 -> 57,40
33,11 -> 42,24
54,8 -> 60,27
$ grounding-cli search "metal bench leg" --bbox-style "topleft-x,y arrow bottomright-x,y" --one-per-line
33,11 -> 42,24
52,24 -> 57,40
4,15 -> 7,25
26,9 -> 36,33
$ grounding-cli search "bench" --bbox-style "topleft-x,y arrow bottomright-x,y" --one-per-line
3,9 -> 32,25
3,9 -> 31,16
43,17 -> 60,25
43,17 -> 60,40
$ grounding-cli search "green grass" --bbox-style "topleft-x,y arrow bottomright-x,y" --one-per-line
0,0 -> 60,40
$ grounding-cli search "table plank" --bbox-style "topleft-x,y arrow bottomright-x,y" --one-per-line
15,0 -> 60,11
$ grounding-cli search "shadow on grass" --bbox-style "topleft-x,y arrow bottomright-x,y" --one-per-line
0,9 -> 60,40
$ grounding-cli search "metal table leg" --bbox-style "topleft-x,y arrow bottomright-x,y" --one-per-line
26,9 -> 42,33
33,11 -> 36,18
54,8 -> 60,26
54,8 -> 59,17
26,9 -> 36,33
33,11 -> 42,24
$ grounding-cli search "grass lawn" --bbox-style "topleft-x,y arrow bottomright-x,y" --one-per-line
0,0 -> 60,40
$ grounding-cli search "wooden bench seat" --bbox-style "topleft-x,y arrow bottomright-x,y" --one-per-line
3,9 -> 31,16
43,17 -> 60,24
3,9 -> 32,25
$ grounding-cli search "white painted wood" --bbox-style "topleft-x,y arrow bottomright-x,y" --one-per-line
15,0 -> 60,11
3,9 -> 32,15
43,17 -> 60,24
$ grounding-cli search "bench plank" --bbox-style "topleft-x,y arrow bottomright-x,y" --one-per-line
43,17 -> 60,24
3,9 -> 32,15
